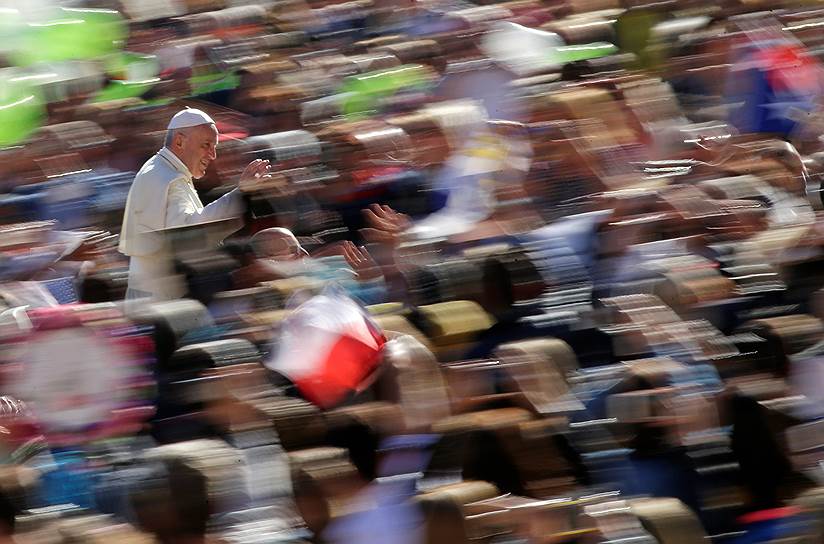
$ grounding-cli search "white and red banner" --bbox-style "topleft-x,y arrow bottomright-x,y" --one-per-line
266,291 -> 387,409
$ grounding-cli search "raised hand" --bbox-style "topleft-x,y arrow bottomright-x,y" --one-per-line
342,241 -> 382,282
360,204 -> 411,247
238,159 -> 272,193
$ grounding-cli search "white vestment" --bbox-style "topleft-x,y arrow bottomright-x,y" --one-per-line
119,147 -> 244,300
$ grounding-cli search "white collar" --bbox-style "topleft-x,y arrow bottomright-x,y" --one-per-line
158,147 -> 193,179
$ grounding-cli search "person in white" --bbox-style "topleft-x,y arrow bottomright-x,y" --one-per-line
119,107 -> 270,301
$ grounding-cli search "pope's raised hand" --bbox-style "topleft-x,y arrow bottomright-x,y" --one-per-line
238,159 -> 272,193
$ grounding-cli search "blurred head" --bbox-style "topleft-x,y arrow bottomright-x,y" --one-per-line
130,458 -> 209,543
251,228 -> 308,261
420,497 -> 469,544
165,123 -> 219,179
0,489 -> 16,538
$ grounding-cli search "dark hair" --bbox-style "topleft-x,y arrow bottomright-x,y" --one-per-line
730,395 -> 792,511
419,496 -> 468,544
130,458 -> 210,539
327,419 -> 379,481
220,239 -> 256,266
425,429 -> 522,496
0,488 -> 17,535
560,60 -> 593,81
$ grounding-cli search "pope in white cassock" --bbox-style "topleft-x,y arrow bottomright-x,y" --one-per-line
119,108 -> 270,301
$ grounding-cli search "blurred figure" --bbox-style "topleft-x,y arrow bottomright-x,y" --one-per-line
0,485 -> 17,544
401,119 -> 533,239
316,435 -> 439,544
236,227 -> 387,304
0,397 -> 45,465
250,227 -> 310,265
130,458 -> 211,544
433,23 -> 543,125
119,108 -> 271,301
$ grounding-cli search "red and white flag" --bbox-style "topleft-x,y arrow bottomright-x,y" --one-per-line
265,292 -> 387,409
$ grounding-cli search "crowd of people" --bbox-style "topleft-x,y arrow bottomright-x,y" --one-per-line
1,0 -> 824,542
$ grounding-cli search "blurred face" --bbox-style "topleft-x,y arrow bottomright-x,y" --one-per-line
253,229 -> 306,261
267,236 -> 303,261
172,124 -> 218,179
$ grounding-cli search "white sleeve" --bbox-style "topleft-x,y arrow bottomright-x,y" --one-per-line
165,179 -> 246,227
165,180 -> 246,244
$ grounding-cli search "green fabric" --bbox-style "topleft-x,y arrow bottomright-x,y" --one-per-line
93,52 -> 160,103
10,7 -> 126,66
93,79 -> 157,102
339,64 -> 433,118
189,72 -> 241,96
554,42 -> 619,64
615,9 -> 666,70
0,75 -> 45,146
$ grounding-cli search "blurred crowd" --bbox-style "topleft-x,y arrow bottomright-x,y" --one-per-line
3,0 -> 824,543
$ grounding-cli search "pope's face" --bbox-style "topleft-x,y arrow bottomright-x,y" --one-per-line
175,124 -> 218,179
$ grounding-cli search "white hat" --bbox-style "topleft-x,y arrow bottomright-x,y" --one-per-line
167,107 -> 216,130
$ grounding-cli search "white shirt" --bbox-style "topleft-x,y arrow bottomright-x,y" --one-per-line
119,147 -> 245,300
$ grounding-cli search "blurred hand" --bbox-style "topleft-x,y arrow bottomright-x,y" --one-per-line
360,204 -> 411,247
238,159 -> 272,193
342,241 -> 382,282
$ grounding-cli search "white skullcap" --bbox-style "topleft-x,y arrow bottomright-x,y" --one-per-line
167,107 -> 216,130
